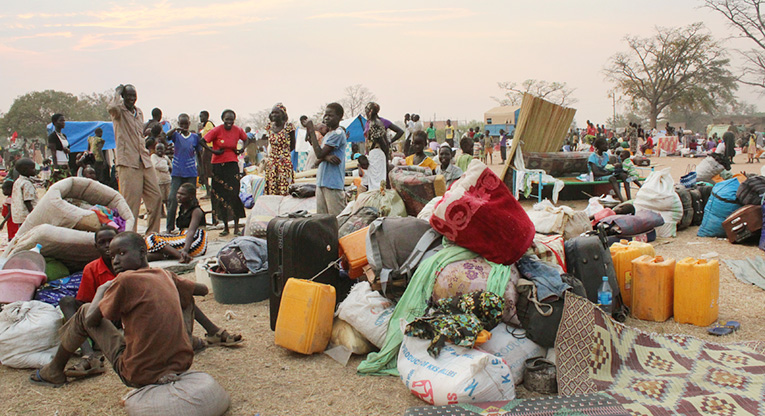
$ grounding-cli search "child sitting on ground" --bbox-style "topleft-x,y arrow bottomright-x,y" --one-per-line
436,142 -> 463,187
405,131 -> 438,173
619,150 -> 642,189
0,180 -> 19,240
145,183 -> 206,264
31,232 -> 196,388
456,136 -> 474,172
11,158 -> 38,229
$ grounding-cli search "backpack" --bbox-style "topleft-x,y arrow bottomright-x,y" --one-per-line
515,273 -> 586,348
365,217 -> 442,300
736,175 -> 765,206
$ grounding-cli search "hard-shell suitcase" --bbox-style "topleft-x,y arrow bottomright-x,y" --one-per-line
689,187 -> 704,226
674,185 -> 693,230
267,211 -> 349,331
564,225 -> 626,321
723,205 -> 763,243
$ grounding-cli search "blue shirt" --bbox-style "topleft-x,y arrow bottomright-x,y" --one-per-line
588,152 -> 610,179
317,127 -> 347,190
167,131 -> 201,178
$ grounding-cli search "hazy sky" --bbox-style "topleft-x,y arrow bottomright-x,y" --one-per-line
1,0 -> 762,128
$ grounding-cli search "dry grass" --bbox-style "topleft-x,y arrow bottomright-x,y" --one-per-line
1,154 -> 764,415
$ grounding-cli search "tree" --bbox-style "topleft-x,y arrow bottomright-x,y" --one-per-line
240,108 -> 272,132
493,79 -> 578,107
339,84 -> 376,118
0,89 -> 115,140
605,23 -> 737,129
705,0 -> 765,89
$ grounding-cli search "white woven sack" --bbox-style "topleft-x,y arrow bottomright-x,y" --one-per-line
0,301 -> 62,368
478,324 -> 546,385
123,371 -> 230,416
633,168 -> 683,237
398,323 -> 516,406
335,282 -> 394,348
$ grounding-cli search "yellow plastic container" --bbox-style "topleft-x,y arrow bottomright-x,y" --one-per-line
275,278 -> 336,354
631,255 -> 675,322
674,258 -> 719,327
609,240 -> 655,308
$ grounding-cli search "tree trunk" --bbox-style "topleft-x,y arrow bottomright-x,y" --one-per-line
649,105 -> 659,130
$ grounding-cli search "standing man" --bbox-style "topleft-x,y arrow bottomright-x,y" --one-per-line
107,84 -> 162,233
143,108 -> 164,137
723,124 -> 737,164
499,129 -> 508,164
198,111 -> 215,200
404,113 -> 413,155
444,119 -> 455,148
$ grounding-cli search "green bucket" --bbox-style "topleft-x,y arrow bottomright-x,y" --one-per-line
208,267 -> 269,304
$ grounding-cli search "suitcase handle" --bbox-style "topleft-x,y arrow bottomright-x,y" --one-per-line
272,267 -> 283,297
731,223 -> 746,231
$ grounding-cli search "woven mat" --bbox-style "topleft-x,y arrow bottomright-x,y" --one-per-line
556,294 -> 765,415
404,393 -> 628,416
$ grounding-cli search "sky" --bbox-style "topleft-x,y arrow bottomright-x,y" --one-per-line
0,0 -> 763,128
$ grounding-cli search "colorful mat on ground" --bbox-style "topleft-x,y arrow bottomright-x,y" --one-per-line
556,294 -> 765,415
404,393 -> 629,415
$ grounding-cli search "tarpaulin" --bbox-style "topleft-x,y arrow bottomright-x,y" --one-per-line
46,121 -> 115,153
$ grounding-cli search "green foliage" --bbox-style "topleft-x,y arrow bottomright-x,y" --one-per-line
0,89 -> 113,141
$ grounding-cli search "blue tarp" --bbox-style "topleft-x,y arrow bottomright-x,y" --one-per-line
46,121 -> 115,153
340,115 -> 367,143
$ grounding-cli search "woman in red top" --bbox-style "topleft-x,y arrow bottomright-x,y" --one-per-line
202,109 -> 246,236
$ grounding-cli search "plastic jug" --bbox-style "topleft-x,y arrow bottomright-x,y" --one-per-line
631,255 -> 675,322
275,278 -> 336,354
674,258 -> 719,327
609,240 -> 655,308
338,226 -> 370,280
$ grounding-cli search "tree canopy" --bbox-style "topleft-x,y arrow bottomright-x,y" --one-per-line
605,22 -> 737,129
0,89 -> 112,141
705,0 -> 765,89
493,79 -> 577,107
339,84 -> 376,118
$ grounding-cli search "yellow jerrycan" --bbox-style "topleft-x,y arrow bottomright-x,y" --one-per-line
674,258 -> 719,327
631,255 -> 675,322
609,240 -> 655,308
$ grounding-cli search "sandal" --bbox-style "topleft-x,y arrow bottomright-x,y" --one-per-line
65,355 -> 106,378
206,329 -> 243,347
30,369 -> 66,388
219,230 -> 230,237
707,321 -> 741,336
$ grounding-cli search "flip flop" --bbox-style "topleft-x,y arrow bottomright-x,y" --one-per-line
708,326 -> 732,336
30,369 -> 66,388
206,329 -> 244,347
219,230 -> 230,237
64,355 -> 106,378
725,320 -> 741,332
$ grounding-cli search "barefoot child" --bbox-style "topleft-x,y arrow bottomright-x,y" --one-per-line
11,158 -> 38,228
405,131 -> 438,173
145,183 -> 206,264
0,180 -> 19,240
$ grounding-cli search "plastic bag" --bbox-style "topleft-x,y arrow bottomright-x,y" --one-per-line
0,300 -> 62,368
331,318 -> 374,355
335,282 -> 394,348
633,168 -> 683,238
479,323 -> 546,385
584,197 -> 604,218
398,321 -> 516,405
123,371 -> 230,416
353,187 -> 407,218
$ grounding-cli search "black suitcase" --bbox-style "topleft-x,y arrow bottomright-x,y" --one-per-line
267,211 -> 350,330
674,185 -> 693,230
689,187 -> 704,226
564,225 -> 627,321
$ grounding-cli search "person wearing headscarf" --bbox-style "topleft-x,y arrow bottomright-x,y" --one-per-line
363,102 -> 404,189
264,103 -> 295,195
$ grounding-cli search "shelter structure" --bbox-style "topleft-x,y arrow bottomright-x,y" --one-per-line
483,106 -> 520,137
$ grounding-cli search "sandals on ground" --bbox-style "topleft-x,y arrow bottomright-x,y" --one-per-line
64,355 -> 106,378
206,329 -> 243,347
707,320 -> 741,336
30,369 -> 66,388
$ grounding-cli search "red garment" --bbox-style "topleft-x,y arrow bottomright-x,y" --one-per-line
76,257 -> 116,302
204,125 -> 246,164
2,202 -> 18,240
586,125 -> 597,136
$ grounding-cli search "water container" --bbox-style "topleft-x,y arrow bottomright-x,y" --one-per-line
0,269 -> 48,303
275,278 -> 336,354
609,240 -> 655,308
631,255 -> 675,322
598,276 -> 613,314
338,226 -> 369,279
674,258 -> 719,326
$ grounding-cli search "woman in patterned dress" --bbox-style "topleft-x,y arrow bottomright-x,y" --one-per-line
264,103 -> 295,195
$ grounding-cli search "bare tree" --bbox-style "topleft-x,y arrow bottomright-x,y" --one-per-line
339,84 -> 376,118
604,23 -> 737,128
492,79 -> 578,107
239,108 -> 272,132
705,0 -> 765,89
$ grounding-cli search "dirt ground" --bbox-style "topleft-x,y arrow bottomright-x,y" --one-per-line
1,153 -> 764,416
